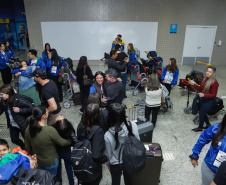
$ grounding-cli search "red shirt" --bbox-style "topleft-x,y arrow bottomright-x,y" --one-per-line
194,79 -> 219,99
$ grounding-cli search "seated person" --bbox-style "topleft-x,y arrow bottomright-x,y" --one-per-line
103,68 -> 124,108
0,139 -> 37,183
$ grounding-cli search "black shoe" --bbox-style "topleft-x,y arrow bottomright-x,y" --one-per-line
191,127 -> 203,133
203,124 -> 211,129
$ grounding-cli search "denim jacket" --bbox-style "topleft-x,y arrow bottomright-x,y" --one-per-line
11,66 -> 36,92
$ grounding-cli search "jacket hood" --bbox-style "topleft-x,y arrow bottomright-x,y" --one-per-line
109,123 -> 128,137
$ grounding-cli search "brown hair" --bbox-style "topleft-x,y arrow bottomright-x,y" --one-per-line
127,43 -> 135,55
0,85 -> 15,108
93,71 -> 106,97
147,73 -> 162,91
87,93 -> 101,107
203,66 -> 217,94
166,58 -> 177,73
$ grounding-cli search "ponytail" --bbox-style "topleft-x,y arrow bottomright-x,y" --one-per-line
29,115 -> 42,138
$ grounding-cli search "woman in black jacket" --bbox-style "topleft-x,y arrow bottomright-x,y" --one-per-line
0,84 -> 34,149
77,103 -> 108,185
75,56 -> 93,114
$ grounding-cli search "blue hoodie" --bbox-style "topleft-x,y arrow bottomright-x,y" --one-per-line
127,51 -> 138,70
42,50 -> 49,63
6,48 -> 14,59
27,56 -> 46,73
191,123 -> 226,173
46,57 -> 66,76
160,66 -> 179,86
0,51 -> 12,69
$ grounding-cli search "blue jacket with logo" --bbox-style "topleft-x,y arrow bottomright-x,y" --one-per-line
0,51 -> 12,69
46,57 -> 66,76
160,66 -> 179,86
42,50 -> 49,63
191,123 -> 226,173
6,48 -> 14,59
27,56 -> 46,73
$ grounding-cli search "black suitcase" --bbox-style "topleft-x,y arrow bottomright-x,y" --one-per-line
128,105 -> 154,143
208,97 -> 224,115
132,143 -> 163,185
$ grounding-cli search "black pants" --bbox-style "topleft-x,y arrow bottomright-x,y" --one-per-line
9,126 -> 25,149
48,75 -> 63,102
80,86 -> 90,112
145,106 -> 161,127
110,164 -> 132,185
198,98 -> 215,128
82,177 -> 102,185
163,83 -> 171,95
0,67 -> 12,85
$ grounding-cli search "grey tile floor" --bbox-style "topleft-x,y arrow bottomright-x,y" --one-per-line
1,53 -> 226,185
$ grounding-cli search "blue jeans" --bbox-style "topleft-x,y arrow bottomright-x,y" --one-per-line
121,72 -> 128,98
38,158 -> 59,176
56,150 -> 74,185
199,98 -> 215,128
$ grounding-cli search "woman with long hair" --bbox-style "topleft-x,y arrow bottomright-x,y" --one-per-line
52,115 -> 78,185
75,56 -> 93,114
104,103 -> 140,185
11,60 -> 41,106
90,71 -> 107,101
189,66 -> 219,132
3,40 -> 14,59
0,84 -> 34,149
25,105 -> 71,176
161,58 -> 179,95
46,48 -> 66,102
190,113 -> 226,185
145,73 -> 163,127
42,43 -> 51,63
77,103 -> 108,185
127,43 -> 138,70
0,42 -> 12,84
87,93 -> 109,133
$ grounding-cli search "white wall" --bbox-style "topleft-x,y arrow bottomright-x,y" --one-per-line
41,21 -> 158,60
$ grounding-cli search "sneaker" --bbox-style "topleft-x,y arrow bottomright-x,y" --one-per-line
79,110 -> 83,114
191,127 -> 203,133
203,124 -> 211,129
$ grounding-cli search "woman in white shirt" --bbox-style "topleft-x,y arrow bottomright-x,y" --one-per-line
145,73 -> 163,127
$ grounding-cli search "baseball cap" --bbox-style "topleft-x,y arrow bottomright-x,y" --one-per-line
117,34 -> 122,37
29,68 -> 47,79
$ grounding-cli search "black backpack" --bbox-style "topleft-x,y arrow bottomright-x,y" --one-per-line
119,122 -> 147,175
3,167 -> 60,185
71,125 -> 99,183
192,94 -> 200,115
64,58 -> 73,69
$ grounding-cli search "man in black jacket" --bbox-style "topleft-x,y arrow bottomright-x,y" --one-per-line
103,68 -> 124,108
107,50 -> 129,78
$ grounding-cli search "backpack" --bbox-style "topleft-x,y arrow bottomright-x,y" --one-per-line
64,58 -> 73,69
147,51 -> 157,58
119,122 -> 147,175
71,125 -> 99,182
192,94 -> 200,115
3,167 -> 60,185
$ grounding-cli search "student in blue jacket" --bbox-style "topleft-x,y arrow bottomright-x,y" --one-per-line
160,58 -> 179,95
46,49 -> 66,102
190,113 -> 226,185
0,42 -> 12,84
42,43 -> 51,63
27,49 -> 46,97
127,43 -> 138,70
3,40 -> 14,59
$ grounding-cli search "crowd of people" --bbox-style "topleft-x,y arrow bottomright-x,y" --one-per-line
0,34 -> 225,185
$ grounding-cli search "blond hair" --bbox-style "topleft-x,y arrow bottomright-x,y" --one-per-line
203,66 -> 216,94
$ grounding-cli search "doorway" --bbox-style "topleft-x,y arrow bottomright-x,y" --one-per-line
182,26 -> 217,65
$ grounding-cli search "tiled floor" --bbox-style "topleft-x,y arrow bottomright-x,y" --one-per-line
1,51 -> 226,185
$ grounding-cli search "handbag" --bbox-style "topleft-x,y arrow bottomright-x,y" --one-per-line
83,66 -> 92,86
161,88 -> 166,107
192,94 -> 200,115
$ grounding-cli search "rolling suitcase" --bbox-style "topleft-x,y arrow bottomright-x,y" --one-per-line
128,105 -> 154,143
132,143 -> 163,185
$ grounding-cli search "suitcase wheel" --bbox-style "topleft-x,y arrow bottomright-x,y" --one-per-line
133,89 -> 139,96
63,100 -> 71,109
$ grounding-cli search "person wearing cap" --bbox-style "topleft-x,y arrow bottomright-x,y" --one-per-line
29,68 -> 62,125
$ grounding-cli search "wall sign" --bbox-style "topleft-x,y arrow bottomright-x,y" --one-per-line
170,24 -> 177,33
